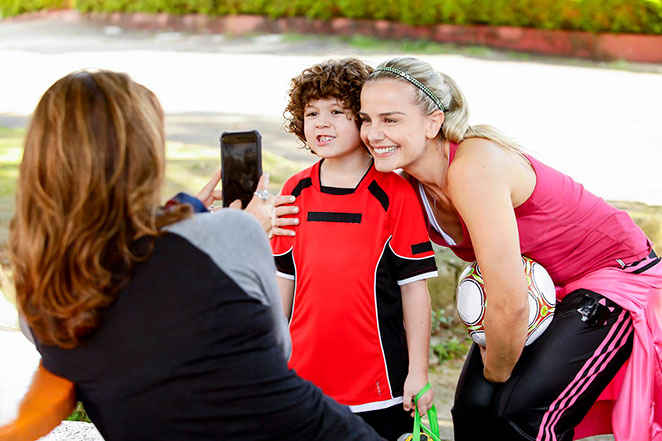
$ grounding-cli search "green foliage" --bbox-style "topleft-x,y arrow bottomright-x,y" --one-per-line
431,307 -> 455,334
431,336 -> 470,363
4,0 -> 662,34
0,0 -> 69,17
62,0 -> 662,34
66,401 -> 92,422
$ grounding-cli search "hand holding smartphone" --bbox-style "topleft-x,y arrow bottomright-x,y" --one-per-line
220,130 -> 262,208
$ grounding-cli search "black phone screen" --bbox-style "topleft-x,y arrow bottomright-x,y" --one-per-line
220,131 -> 262,208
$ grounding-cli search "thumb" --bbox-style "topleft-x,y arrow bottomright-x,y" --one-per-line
403,391 -> 414,411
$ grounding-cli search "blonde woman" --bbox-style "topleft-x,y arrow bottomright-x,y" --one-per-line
10,70 -> 385,441
354,57 -> 661,441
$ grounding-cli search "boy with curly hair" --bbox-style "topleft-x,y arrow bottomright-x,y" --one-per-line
271,58 -> 438,440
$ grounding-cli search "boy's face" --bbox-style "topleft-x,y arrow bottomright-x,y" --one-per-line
303,98 -> 363,160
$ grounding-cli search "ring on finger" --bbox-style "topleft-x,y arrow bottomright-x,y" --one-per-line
254,189 -> 270,201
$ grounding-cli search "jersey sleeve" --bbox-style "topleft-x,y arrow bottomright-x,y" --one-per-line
388,179 -> 438,285
271,177 -> 297,280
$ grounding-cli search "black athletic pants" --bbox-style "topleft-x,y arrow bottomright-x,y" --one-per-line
452,289 -> 634,441
358,404 -> 414,441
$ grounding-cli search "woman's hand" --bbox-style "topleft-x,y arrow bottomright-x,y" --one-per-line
195,168 -> 224,210
403,372 -> 434,417
195,169 -> 275,236
271,195 -> 299,237
241,174 -> 276,236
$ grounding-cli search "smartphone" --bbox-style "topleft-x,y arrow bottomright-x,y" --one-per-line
220,130 -> 262,208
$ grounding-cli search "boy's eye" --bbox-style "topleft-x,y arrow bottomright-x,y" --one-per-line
332,109 -> 344,115
384,117 -> 397,123
305,111 -> 318,117
360,116 -> 370,124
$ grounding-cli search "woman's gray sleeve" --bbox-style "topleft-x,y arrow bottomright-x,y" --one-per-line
165,210 -> 292,360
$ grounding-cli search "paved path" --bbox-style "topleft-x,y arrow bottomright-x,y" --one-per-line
1,13 -> 661,205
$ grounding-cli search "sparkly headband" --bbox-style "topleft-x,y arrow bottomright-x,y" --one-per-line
373,66 -> 445,112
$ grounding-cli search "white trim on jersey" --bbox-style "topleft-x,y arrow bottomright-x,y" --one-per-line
349,396 -> 404,413
276,271 -> 295,280
288,256 -> 298,328
398,270 -> 439,286
272,246 -> 294,257
418,182 -> 457,246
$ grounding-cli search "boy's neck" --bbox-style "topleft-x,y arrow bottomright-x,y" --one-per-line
319,150 -> 373,188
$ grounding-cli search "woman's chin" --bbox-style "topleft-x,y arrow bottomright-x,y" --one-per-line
373,158 -> 398,173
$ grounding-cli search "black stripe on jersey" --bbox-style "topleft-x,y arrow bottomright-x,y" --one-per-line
374,242 -> 409,398
320,185 -> 354,195
307,212 -> 362,223
274,248 -> 295,276
368,181 -> 389,212
411,241 -> 433,255
397,261 -> 438,280
291,178 -> 313,197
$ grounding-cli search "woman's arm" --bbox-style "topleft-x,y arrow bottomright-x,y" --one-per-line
448,139 -> 531,383
401,279 -> 434,416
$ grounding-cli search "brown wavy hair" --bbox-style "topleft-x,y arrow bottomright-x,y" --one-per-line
283,58 -> 373,148
9,70 -> 191,348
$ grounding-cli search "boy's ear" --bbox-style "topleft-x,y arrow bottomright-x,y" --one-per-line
425,110 -> 445,139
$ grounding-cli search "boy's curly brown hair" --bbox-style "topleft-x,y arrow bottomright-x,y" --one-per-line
284,58 -> 373,147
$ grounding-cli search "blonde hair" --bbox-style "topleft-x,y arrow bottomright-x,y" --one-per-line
9,70 -> 190,348
368,57 -> 521,152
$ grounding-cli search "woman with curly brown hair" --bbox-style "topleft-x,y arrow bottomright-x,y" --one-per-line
271,58 -> 438,440
9,70 -> 385,441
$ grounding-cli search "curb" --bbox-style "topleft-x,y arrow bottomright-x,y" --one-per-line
3,9 -> 662,63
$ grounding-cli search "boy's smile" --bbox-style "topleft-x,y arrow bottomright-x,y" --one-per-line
316,135 -> 336,146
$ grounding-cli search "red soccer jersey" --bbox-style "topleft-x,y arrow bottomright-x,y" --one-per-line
271,161 -> 438,411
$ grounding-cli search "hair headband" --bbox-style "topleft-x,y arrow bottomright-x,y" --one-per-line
373,66 -> 445,112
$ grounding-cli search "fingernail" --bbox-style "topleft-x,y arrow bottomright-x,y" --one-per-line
289,196 -> 295,202
290,231 -> 295,236
293,218 -> 299,225
293,207 -> 299,213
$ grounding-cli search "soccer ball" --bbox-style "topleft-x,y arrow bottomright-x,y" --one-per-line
456,256 -> 556,347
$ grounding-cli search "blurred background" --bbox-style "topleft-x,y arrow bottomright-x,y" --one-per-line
1,2 -> 661,439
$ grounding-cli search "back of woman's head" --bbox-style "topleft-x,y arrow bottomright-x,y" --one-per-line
368,57 -> 519,151
9,70 -> 187,348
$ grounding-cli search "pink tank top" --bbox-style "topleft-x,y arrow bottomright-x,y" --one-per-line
413,142 -> 652,286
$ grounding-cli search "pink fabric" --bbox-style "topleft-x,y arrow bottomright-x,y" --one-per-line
558,260 -> 662,441
414,143 -> 651,285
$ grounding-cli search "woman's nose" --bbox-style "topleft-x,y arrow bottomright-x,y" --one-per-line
365,124 -> 383,143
